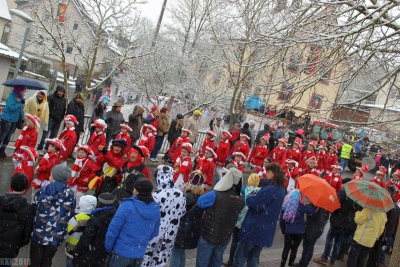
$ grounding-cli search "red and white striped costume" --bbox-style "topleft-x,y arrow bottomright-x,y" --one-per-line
58,127 -> 77,161
116,131 -> 132,156
88,131 -> 106,156
139,132 -> 156,154
32,152 -> 61,189
249,144 -> 269,168
173,155 -> 192,190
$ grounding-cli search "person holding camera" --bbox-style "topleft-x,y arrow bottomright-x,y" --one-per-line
0,86 -> 26,157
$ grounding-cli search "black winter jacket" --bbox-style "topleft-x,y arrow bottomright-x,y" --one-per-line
255,124 -> 270,145
174,191 -> 203,249
66,99 -> 85,133
47,92 -> 66,122
0,193 -> 34,258
106,110 -> 125,136
304,207 -> 329,239
73,206 -> 116,267
167,119 -> 183,144
330,189 -> 362,232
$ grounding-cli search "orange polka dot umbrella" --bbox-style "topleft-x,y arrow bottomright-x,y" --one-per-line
343,179 -> 395,212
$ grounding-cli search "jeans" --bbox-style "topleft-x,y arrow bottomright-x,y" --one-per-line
347,240 -> 370,267
170,247 -> 186,267
29,241 -> 58,267
37,118 -> 62,150
281,234 -> 303,266
233,239 -> 263,267
0,120 -> 17,149
339,158 -> 348,175
196,236 -> 227,267
109,253 -> 143,267
227,227 -> 241,264
366,235 -> 384,267
150,135 -> 164,159
65,257 -> 74,267
321,225 -> 345,263
299,235 -> 320,267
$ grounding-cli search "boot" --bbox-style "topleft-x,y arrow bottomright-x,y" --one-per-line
0,147 -> 6,157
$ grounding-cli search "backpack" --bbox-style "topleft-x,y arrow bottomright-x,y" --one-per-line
158,114 -> 170,134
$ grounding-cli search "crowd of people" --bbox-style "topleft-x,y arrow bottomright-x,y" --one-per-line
0,85 -> 399,267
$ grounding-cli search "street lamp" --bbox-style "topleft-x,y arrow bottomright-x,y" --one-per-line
9,9 -> 34,78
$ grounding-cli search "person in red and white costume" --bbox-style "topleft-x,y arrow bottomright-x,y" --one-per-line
139,124 -> 157,154
196,146 -> 217,191
230,133 -> 251,159
284,159 -> 299,192
58,115 -> 78,165
325,145 -> 339,175
88,119 -> 107,157
139,145 -> 150,163
32,138 -> 63,189
255,157 -> 272,180
68,145 -> 98,207
386,169 -> 400,203
325,165 -> 343,193
166,128 -> 191,163
232,152 -> 246,173
215,130 -> 232,180
116,124 -> 133,156
352,164 -> 369,180
122,145 -> 151,180
249,134 -> 269,170
300,156 -> 319,177
371,166 -> 387,188
270,136 -> 287,167
315,145 -> 327,177
286,137 -> 303,164
197,130 -> 216,159
12,146 -> 38,194
12,114 -> 40,168
299,140 -> 317,172
173,143 -> 193,191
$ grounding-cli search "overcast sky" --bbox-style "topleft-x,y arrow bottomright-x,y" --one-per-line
139,0 -> 164,24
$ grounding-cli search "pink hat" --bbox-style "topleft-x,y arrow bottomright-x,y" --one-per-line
45,138 -> 66,151
297,128 -> 304,136
20,146 -> 38,163
120,124 -> 133,132
233,152 -> 246,161
143,124 -> 156,132
151,105 -> 158,112
205,146 -> 217,158
25,114 -> 40,128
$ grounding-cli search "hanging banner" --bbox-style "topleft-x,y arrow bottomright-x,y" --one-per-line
58,3 -> 67,23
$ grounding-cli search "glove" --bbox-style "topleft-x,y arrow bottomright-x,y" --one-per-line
20,99 -> 25,105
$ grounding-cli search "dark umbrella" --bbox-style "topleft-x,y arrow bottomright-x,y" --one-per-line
3,78 -> 46,90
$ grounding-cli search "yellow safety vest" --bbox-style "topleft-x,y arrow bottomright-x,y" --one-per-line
340,144 -> 352,159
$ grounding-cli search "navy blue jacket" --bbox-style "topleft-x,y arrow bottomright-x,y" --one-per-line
280,203 -> 316,235
105,196 -> 160,259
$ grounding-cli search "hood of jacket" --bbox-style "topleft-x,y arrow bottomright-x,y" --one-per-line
91,206 -> 116,225
40,181 -> 70,203
53,91 -> 65,99
0,193 -> 28,212
125,196 -> 160,220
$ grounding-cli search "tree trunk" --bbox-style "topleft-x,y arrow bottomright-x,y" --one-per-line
389,228 -> 400,267
152,0 -> 168,47
167,95 -> 175,111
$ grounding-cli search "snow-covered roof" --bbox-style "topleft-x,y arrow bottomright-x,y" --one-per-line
361,103 -> 400,113
0,43 -> 28,61
0,0 -> 11,21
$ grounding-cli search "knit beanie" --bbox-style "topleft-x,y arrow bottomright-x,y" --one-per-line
79,195 -> 97,213
51,165 -> 71,183
97,193 -> 115,207
11,173 -> 29,193
124,172 -> 146,193
134,179 -> 154,204
247,174 -> 260,187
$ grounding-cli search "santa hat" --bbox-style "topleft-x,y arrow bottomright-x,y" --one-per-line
91,119 -> 107,129
139,146 -> 150,157
357,164 -> 369,176
376,166 -> 387,175
233,152 -> 246,161
240,134 -> 250,140
332,165 -> 343,171
293,137 -> 303,147
182,128 -> 192,136
278,136 -> 288,146
45,138 -> 66,151
77,144 -> 94,157
120,124 -> 133,132
306,156 -> 317,165
260,134 -> 270,141
20,146 -> 38,163
221,130 -> 232,138
25,114 -> 40,128
392,169 -> 400,177
181,142 -> 194,154
206,130 -> 216,137
143,124 -> 156,132
308,140 -> 317,149
286,159 -> 298,167
64,115 -> 78,125
205,146 -> 217,159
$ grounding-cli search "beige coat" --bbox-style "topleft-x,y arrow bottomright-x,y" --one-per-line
24,95 -> 49,131
184,115 -> 200,143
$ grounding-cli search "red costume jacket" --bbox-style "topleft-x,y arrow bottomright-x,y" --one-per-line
386,180 -> 400,203
196,157 -> 215,187
230,140 -> 250,158
122,160 -> 151,180
256,166 -> 267,179
284,166 -> 299,189
215,139 -> 230,167
352,174 -> 363,180
371,177 -> 386,188
13,158 -> 34,194
249,144 -> 269,167
325,153 -> 339,174
325,173 -> 343,193
88,131 -> 106,156
198,138 -> 216,159
139,132 -> 156,154
316,151 -> 327,174
286,148 -> 302,164
36,152 -> 61,182
58,127 -> 78,161
232,160 -> 245,173
270,146 -> 287,167
300,150 -> 315,170
173,156 -> 192,183
167,136 -> 190,163
301,167 -> 319,177
68,156 -> 98,191
95,150 -> 125,183
116,132 -> 132,156
13,126 -> 38,159
229,130 -> 240,143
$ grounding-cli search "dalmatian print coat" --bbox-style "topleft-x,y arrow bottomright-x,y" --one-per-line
142,165 -> 186,267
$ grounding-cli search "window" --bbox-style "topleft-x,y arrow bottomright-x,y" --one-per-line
73,23 -> 78,30
66,46 -> 73,53
1,23 -> 10,44
287,54 -> 302,72
309,93 -> 324,110
304,46 -> 321,74
278,83 -> 294,101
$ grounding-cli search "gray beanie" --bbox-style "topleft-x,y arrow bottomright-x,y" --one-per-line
51,165 -> 71,183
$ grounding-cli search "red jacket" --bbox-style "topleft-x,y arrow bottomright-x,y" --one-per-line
196,157 -> 215,187
284,166 -> 299,189
325,173 -> 342,193
352,174 -> 364,180
88,132 -> 106,156
325,153 -> 339,174
198,138 -> 216,158
13,160 -> 34,194
229,130 -> 240,143
300,150 -> 315,170
58,127 -> 78,161
116,132 -> 132,156
230,140 -> 250,158
95,150 -> 125,183
316,151 -> 327,173
256,166 -> 267,179
168,136 -> 190,162
215,139 -> 230,167
249,144 -> 269,167
68,157 -> 98,191
301,167 -> 319,177
371,177 -> 386,188
37,152 -> 61,182
270,146 -> 287,167
173,156 -> 192,183
139,132 -> 156,154
232,160 -> 245,173
286,148 -> 302,164
387,180 -> 400,203
14,126 -> 38,151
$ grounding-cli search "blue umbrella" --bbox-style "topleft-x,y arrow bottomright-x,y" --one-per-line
3,78 -> 47,90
